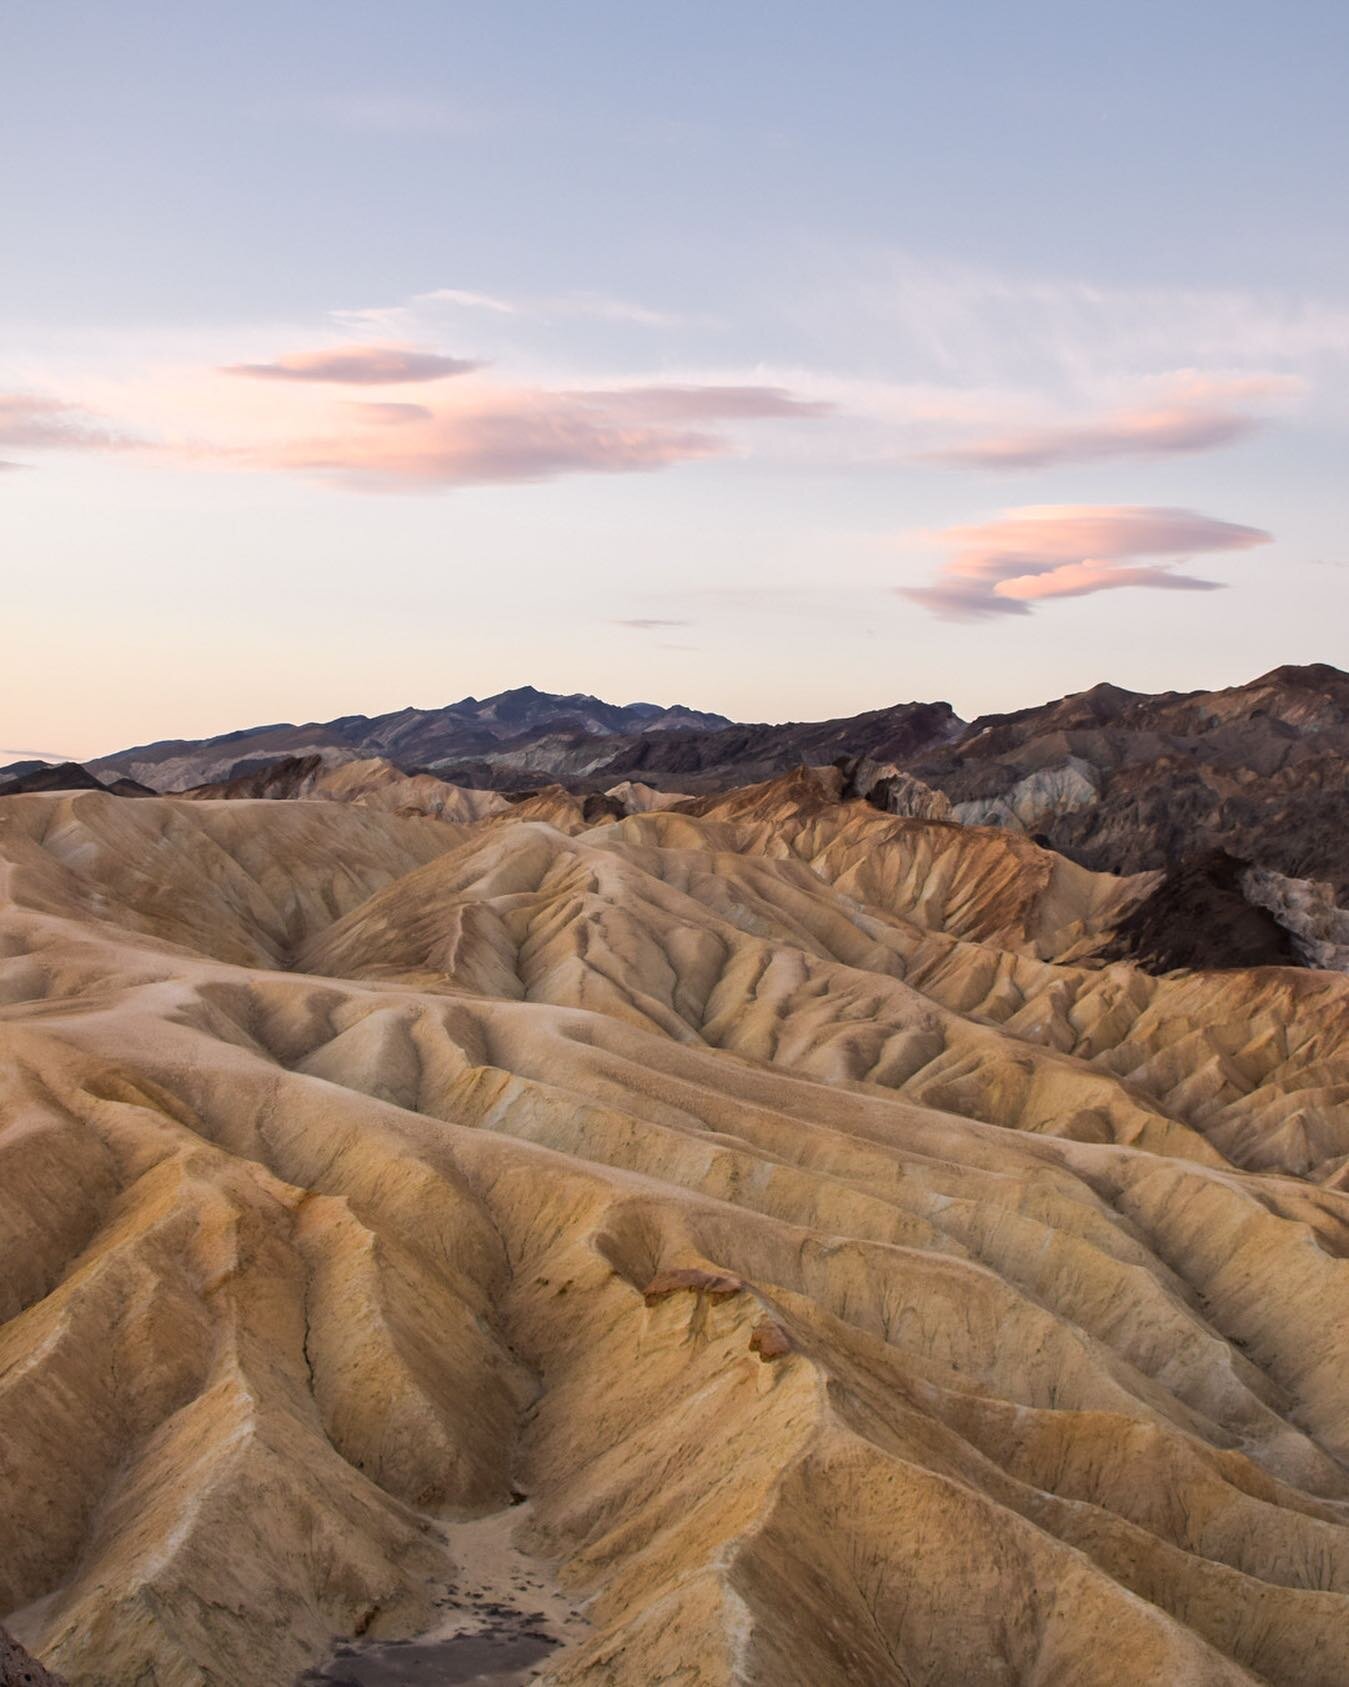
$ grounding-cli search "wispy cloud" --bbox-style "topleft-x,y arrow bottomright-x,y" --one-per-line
924,373 -> 1297,469
859,256 -> 1349,385
0,393 -> 134,452
566,385 -> 831,421
611,618 -> 694,630
899,504 -> 1271,620
0,745 -> 75,764
417,288 -> 519,316
543,292 -> 687,329
420,287 -> 688,328
222,344 -> 481,385
929,404 -> 1254,469
353,285 -> 697,331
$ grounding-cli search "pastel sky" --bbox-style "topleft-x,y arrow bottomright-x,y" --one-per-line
4,1 -> 1348,759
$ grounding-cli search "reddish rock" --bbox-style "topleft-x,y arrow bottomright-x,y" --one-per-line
642,1267 -> 743,1305
749,1318 -> 793,1361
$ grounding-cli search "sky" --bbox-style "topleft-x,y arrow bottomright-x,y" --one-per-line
3,1 -> 1348,759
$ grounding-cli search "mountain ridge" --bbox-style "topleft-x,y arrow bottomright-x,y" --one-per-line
73,663 -> 1349,903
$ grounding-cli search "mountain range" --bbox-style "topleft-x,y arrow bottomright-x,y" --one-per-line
6,663 -> 1341,968
81,687 -> 734,793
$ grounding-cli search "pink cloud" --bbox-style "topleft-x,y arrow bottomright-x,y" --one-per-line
0,393 -> 133,452
241,381 -> 828,490
344,401 -> 435,424
930,405 -> 1255,468
997,560 -> 1222,601
221,344 -> 481,385
255,393 -> 715,489
900,504 -> 1271,621
926,373 -> 1297,470
611,617 -> 693,629
6,354 -> 829,494
901,582 -> 1035,619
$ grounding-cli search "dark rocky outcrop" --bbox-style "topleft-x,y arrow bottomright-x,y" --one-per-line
0,760 -> 106,797
910,664 -> 1349,900
1097,851 -> 1299,974
0,762 -> 154,799
0,762 -> 153,799
0,1628 -> 67,1686
188,753 -> 329,801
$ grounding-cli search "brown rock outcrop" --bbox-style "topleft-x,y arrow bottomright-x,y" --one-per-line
0,1628 -> 66,1686
643,1269 -> 745,1304
749,1319 -> 793,1361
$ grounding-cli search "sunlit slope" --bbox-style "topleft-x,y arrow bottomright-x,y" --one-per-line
1,788 -> 1347,1686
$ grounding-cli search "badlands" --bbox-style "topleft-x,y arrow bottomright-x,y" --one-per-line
1,765 -> 1347,1684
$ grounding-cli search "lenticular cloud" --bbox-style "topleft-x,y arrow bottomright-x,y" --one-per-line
900,504 -> 1271,620
222,344 -> 482,385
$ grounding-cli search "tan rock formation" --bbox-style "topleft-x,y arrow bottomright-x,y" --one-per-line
185,753 -> 512,823
0,782 -> 1346,1684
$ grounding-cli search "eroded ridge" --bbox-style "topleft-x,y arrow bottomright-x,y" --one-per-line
0,787 -> 1346,1686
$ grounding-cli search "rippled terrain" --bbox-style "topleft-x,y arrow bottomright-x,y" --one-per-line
1,779 -> 1346,1685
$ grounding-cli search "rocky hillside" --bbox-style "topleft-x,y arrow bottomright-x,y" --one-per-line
61,663 -> 1349,968
909,663 -> 1349,897
1,782 -> 1346,1684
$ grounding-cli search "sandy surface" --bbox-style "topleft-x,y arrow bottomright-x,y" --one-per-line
299,1509 -> 587,1686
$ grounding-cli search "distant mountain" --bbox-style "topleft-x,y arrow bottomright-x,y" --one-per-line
85,663 -> 1349,908
908,662 -> 1349,898
427,699 -> 967,791
90,687 -> 733,792
0,761 -> 154,799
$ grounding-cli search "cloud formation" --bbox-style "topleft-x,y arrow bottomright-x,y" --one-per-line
418,287 -> 686,327
929,403 -> 1253,469
0,745 -> 73,763
222,345 -> 481,385
345,401 -> 435,425
418,288 -> 519,316
0,393 -> 131,452
610,618 -> 693,630
3,349 -> 830,494
570,385 -> 832,421
926,374 -> 1295,469
871,256 -> 1349,384
900,504 -> 1271,620
251,380 -> 826,489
